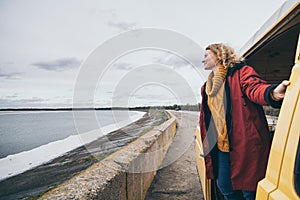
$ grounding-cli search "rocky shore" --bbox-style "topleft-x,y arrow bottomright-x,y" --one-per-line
0,110 -> 168,200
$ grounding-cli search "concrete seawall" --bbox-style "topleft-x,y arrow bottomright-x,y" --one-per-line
40,111 -> 177,200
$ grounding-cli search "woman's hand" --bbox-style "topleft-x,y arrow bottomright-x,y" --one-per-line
271,80 -> 291,101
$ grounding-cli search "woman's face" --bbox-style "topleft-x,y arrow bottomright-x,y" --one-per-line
202,50 -> 218,71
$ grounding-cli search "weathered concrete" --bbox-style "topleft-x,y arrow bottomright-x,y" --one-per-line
40,111 -> 177,200
145,111 -> 204,200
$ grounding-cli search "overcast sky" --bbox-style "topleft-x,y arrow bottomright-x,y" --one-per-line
0,0 -> 285,108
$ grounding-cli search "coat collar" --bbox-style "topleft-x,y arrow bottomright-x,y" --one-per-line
227,61 -> 247,76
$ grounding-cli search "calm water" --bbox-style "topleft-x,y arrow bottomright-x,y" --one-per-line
0,110 -> 142,159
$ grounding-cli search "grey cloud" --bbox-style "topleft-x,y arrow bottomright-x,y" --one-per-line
108,21 -> 136,31
0,97 -> 73,108
111,62 -> 133,70
32,57 -> 81,71
5,94 -> 19,99
0,62 -> 14,66
152,49 -> 203,69
153,54 -> 191,68
0,97 -> 48,108
0,71 -> 21,79
0,63 -> 22,79
20,97 -> 49,103
107,8 -> 137,31
130,93 -> 169,100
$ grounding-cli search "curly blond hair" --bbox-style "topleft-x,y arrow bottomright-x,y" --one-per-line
206,43 -> 242,68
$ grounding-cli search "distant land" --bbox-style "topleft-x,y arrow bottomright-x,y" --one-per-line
0,104 -> 201,112
0,104 -> 279,115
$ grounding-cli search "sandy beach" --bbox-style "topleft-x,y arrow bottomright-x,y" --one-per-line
0,110 -> 168,200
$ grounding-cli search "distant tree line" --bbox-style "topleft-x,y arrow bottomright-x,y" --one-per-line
0,103 -> 201,112
129,103 -> 200,112
1,105 -> 281,116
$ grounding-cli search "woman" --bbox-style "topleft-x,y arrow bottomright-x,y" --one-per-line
199,43 -> 290,200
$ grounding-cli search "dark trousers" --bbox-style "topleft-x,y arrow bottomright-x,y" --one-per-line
216,150 -> 256,200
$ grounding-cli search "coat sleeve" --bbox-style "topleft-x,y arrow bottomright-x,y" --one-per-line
239,65 -> 282,107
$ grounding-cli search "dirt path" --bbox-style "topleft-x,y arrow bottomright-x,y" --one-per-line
145,111 -> 204,200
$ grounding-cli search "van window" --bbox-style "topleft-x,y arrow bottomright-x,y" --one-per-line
294,138 -> 300,196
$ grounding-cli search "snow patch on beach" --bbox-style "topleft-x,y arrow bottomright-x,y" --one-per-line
0,111 -> 145,181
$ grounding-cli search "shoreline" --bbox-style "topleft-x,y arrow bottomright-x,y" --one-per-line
0,111 -> 145,181
0,110 -> 168,200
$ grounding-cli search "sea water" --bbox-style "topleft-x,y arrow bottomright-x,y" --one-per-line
0,110 -> 145,181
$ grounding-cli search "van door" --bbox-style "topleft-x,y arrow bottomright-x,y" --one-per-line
256,34 -> 300,200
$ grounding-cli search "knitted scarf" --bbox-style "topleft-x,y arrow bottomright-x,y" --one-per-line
206,65 -> 229,152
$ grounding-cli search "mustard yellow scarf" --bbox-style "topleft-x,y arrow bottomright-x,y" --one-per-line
206,66 -> 229,152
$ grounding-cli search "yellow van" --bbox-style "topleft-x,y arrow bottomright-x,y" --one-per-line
195,0 -> 300,199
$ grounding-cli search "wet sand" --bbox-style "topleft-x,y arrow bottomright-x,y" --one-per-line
0,110 -> 168,200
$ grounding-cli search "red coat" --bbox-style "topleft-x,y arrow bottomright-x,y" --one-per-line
199,63 -> 282,191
